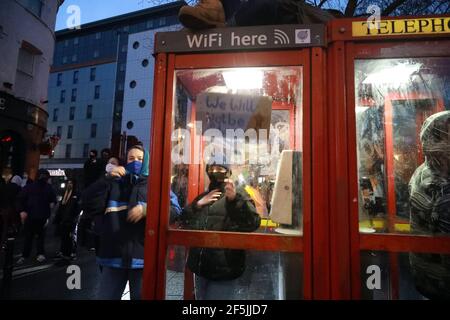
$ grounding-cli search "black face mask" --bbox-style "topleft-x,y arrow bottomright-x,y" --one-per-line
207,171 -> 230,192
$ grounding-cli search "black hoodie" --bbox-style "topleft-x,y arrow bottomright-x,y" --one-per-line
181,163 -> 260,280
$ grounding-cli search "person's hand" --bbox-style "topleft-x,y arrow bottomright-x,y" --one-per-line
224,179 -> 236,201
20,211 -> 28,224
110,166 -> 126,178
127,205 -> 145,223
197,189 -> 221,208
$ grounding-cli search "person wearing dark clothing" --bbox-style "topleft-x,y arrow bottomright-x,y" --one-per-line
180,161 -> 260,299
409,111 -> 450,300
16,169 -> 57,264
54,179 -> 81,260
80,149 -> 103,249
82,145 -> 149,300
83,149 -> 103,188
0,175 -> 22,246
97,148 -> 111,176
178,0 -> 338,30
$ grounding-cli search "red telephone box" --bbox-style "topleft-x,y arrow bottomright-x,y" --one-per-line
328,15 -> 450,299
142,24 -> 329,300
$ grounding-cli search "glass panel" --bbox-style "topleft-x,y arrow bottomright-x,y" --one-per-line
360,251 -> 449,300
165,246 -> 303,300
355,58 -> 450,235
169,66 -> 303,235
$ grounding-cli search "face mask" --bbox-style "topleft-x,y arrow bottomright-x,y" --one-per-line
105,163 -> 117,174
125,161 -> 142,175
209,171 -> 227,183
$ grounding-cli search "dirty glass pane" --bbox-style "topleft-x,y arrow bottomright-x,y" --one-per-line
165,246 -> 303,300
169,67 -> 303,236
360,251 -> 449,300
354,58 -> 450,235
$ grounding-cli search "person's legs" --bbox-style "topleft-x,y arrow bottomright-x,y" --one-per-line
178,0 -> 226,30
60,226 -> 72,257
21,220 -> 34,258
232,0 -> 279,26
128,268 -> 143,300
35,219 -> 47,256
97,266 -> 129,300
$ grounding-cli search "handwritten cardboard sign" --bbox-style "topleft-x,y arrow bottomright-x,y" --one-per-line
196,92 -> 272,137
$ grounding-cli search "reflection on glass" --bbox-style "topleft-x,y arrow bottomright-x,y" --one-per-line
169,67 -> 303,235
165,246 -> 303,300
355,58 -> 450,235
360,251 -> 431,300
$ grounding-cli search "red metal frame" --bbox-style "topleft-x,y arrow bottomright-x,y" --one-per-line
334,32 -> 450,299
327,40 -> 352,299
144,50 -> 317,300
384,92 -> 445,232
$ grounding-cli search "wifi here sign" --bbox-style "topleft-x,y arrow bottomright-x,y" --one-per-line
155,25 -> 326,53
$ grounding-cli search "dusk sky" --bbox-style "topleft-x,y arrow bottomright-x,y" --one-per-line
55,0 -> 171,30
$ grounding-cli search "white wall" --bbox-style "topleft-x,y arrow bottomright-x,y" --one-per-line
0,0 -> 62,107
121,24 -> 181,150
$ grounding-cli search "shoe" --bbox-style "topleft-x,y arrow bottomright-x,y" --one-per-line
178,0 -> 226,30
16,257 -> 25,265
36,254 -> 46,263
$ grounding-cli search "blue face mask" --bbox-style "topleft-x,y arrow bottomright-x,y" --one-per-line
125,161 -> 142,175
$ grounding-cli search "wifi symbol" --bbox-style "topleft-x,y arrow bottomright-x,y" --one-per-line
274,29 -> 290,45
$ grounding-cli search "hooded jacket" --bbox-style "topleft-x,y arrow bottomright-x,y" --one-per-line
409,111 -> 450,299
181,162 -> 261,280
81,148 -> 150,269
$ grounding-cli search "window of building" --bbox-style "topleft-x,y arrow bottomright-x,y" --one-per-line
56,126 -> 62,137
142,59 -> 149,67
67,125 -> 73,139
69,106 -> 75,120
159,16 -> 166,26
90,67 -> 96,81
53,108 -> 59,122
60,90 -> 65,103
93,50 -> 99,58
71,88 -> 77,102
133,41 -> 140,50
139,99 -> 146,108
94,85 -> 100,99
73,70 -> 79,84
129,80 -> 137,89
95,32 -> 102,40
121,45 -> 127,53
123,25 -> 129,33
117,83 -> 124,91
86,105 -> 93,119
65,144 -> 72,158
18,0 -> 43,17
83,144 -> 89,158
146,20 -> 153,29
64,39 -> 69,47
57,73 -> 62,86
17,48 -> 35,76
126,121 -> 134,130
119,63 -> 126,72
91,123 -> 97,138
74,37 -> 79,45
62,56 -> 68,64
72,54 -> 77,62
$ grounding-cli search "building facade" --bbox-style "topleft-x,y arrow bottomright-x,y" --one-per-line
0,0 -> 64,179
41,1 -> 184,173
